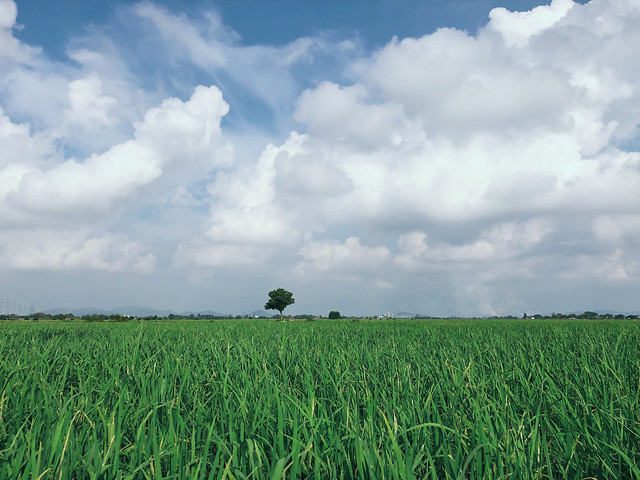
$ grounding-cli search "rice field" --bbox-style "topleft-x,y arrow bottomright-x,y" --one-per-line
0,319 -> 639,479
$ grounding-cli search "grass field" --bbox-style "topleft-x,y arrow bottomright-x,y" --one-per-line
0,319 -> 638,479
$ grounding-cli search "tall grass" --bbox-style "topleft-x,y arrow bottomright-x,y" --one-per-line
0,319 -> 638,479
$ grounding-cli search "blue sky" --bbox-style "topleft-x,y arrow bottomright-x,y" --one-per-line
16,1 -> 574,49
1,0 -> 639,316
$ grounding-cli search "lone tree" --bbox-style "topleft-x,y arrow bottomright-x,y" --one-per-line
328,311 -> 341,319
265,288 -> 295,321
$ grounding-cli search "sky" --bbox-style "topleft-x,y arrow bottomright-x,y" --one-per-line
1,0 -> 639,317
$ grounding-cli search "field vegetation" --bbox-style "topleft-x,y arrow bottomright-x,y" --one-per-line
0,319 -> 638,479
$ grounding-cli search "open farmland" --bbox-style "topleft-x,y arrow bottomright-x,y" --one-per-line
0,319 -> 639,479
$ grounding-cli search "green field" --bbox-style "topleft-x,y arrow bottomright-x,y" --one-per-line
0,319 -> 639,479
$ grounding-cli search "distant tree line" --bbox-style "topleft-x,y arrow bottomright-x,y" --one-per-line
1,311 -> 638,322
0,312 -> 319,322
0,312 -> 158,322
524,311 -> 638,320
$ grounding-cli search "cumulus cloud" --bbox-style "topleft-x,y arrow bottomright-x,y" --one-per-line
0,79 -> 230,270
0,0 -> 16,28
488,0 -> 575,47
0,0 -> 38,63
0,1 -> 234,275
0,107 -> 53,169
0,230 -> 156,273
64,72 -> 117,128
294,82 -> 411,150
134,85 -> 230,170
3,142 -> 162,224
1,85 -> 228,224
174,134 -> 303,268
297,237 -> 391,274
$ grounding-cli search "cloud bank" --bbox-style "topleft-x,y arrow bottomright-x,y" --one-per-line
1,0 -> 639,315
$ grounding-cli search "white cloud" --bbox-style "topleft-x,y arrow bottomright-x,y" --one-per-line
364,29 -> 571,139
395,220 -> 552,272
593,215 -> 640,244
560,249 -> 638,283
0,0 -> 16,29
134,85 -> 230,170
488,0 -> 575,48
174,134 -> 303,268
1,82 -> 229,270
0,1 -> 234,275
297,237 -> 391,274
0,0 -> 38,63
0,230 -> 155,273
4,141 -> 162,222
294,82 -> 411,149
64,72 -> 117,128
0,107 -> 54,169
2,85 -> 229,224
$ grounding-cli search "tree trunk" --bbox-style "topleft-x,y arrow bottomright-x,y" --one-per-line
280,310 -> 283,321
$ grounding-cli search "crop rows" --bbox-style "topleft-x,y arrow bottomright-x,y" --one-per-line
0,319 -> 639,479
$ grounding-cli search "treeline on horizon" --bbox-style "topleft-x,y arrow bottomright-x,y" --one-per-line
0,310 -> 638,322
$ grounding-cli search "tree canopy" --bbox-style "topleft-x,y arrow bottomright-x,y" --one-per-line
264,288 -> 295,321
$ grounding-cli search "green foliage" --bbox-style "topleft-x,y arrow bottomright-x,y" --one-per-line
264,288 -> 295,320
2,310 -> 637,322
0,319 -> 638,478
328,310 -> 341,319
